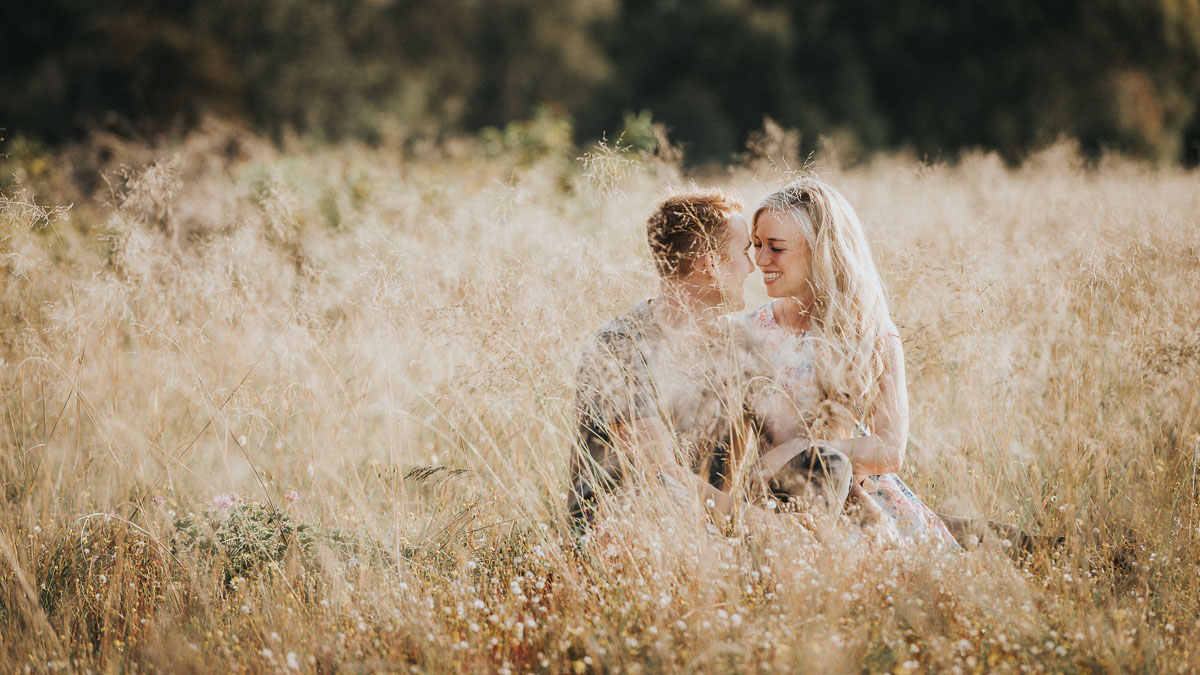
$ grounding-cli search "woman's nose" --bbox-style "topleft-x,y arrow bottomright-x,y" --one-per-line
754,247 -> 768,267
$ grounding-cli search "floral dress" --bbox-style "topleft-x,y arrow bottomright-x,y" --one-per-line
740,301 -> 959,548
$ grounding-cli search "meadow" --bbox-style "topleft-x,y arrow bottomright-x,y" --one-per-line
2,120 -> 1199,672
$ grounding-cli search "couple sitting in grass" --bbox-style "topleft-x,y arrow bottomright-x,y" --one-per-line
569,177 -> 963,547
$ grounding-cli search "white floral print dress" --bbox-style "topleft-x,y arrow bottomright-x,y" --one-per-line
741,301 -> 959,548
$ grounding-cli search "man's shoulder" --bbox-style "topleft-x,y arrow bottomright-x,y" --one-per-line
585,299 -> 654,353
595,299 -> 652,336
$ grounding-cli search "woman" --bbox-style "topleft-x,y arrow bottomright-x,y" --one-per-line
741,177 -> 959,547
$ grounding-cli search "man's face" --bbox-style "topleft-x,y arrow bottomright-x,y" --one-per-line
710,214 -> 753,311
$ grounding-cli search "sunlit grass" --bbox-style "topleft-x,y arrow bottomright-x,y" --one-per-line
2,126 -> 1198,672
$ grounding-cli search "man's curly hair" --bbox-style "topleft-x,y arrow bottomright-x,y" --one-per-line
646,189 -> 744,279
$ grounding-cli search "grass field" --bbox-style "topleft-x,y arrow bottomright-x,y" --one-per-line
2,122 -> 1199,672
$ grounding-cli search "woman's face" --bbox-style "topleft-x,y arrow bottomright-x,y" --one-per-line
752,209 -> 814,302
711,213 -> 754,311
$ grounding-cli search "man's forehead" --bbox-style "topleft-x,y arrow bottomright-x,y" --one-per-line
727,216 -> 750,240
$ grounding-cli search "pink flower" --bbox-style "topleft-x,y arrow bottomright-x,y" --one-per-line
285,489 -> 300,503
152,496 -> 166,506
211,493 -> 237,509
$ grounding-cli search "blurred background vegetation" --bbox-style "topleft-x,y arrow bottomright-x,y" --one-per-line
3,0 -> 1200,165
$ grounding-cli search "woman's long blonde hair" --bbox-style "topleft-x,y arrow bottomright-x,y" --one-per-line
753,177 -> 891,437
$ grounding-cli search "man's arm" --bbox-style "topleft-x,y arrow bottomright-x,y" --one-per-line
744,372 -> 853,516
612,417 -> 780,526
612,417 -> 739,517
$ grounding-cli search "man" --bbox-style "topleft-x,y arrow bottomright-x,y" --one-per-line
568,189 -> 852,531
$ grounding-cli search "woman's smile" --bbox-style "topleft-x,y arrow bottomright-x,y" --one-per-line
752,209 -> 814,300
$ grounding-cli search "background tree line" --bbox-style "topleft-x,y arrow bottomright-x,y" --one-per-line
3,0 -> 1199,164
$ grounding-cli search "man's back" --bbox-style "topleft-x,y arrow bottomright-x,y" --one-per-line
569,299 -> 788,527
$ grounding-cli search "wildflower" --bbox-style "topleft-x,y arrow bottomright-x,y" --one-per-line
286,652 -> 300,670
152,496 -> 166,506
240,605 -> 251,614
212,494 -> 237,509
286,489 -> 300,502
261,648 -> 273,659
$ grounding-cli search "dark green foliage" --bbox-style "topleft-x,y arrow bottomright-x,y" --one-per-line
598,0 -> 1200,163
170,503 -> 391,584
3,0 -> 1199,163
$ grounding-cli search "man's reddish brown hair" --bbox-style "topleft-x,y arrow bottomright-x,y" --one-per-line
646,189 -> 744,279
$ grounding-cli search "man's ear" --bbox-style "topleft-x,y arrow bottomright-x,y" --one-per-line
694,252 -> 716,278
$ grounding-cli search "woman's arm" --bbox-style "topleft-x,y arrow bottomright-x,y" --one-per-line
818,332 -> 909,475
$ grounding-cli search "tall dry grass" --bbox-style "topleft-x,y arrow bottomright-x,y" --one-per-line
2,124 -> 1198,672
